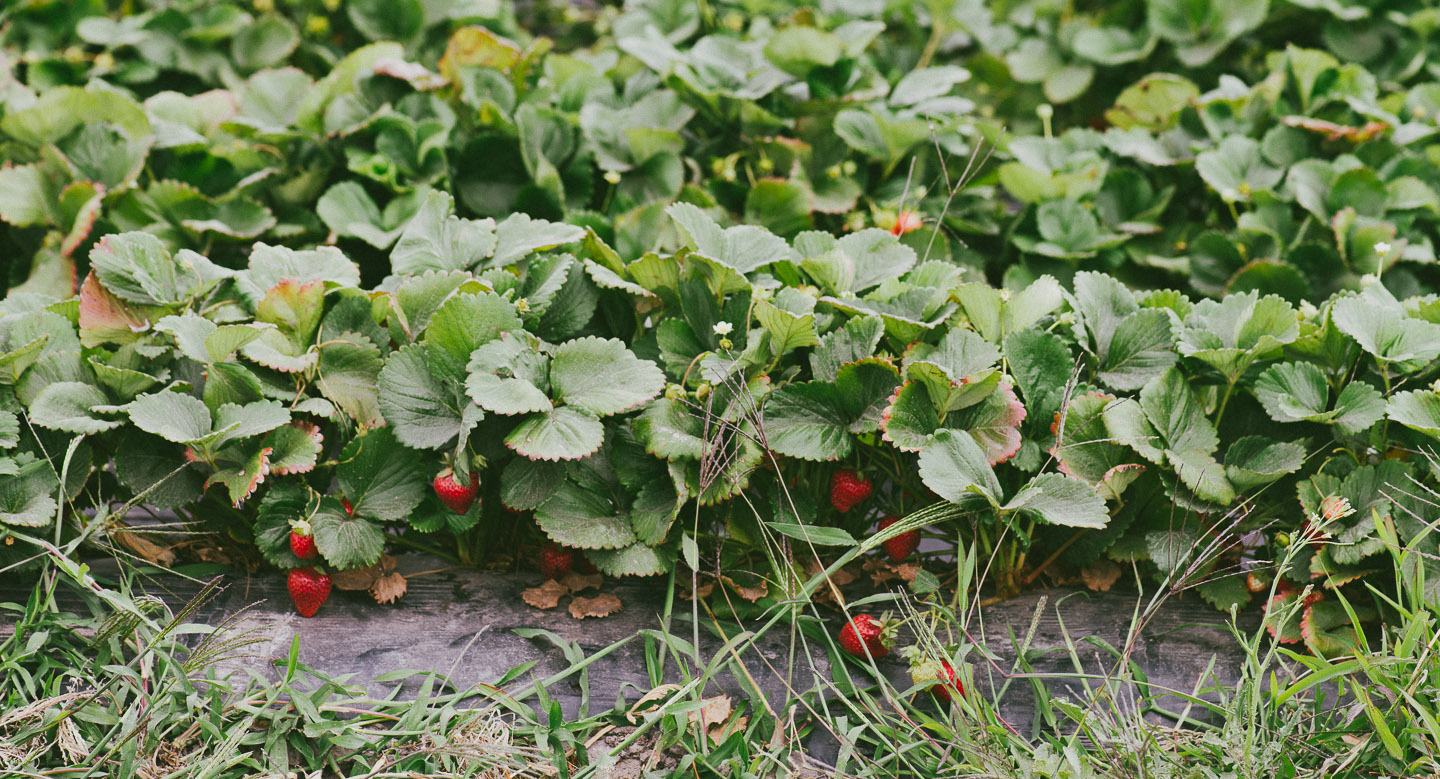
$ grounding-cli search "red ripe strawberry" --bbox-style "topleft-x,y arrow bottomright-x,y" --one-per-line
341,497 -> 354,517
289,530 -> 318,560
910,657 -> 964,704
433,467 -> 478,514
838,614 -> 892,659
877,516 -> 919,563
890,210 -> 922,237
287,566 -> 331,618
931,660 -> 964,703
540,543 -> 573,580
830,470 -> 872,513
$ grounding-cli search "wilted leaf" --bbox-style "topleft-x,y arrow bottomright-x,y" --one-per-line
569,593 -> 622,618
1081,559 -> 1122,592
523,579 -> 567,610
370,572 -> 407,604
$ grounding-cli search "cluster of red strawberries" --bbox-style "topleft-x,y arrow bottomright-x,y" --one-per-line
837,613 -> 964,705
285,469 -> 479,617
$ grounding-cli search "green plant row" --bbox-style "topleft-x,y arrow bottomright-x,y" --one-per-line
7,0 -> 1440,305
5,188 -> 1440,648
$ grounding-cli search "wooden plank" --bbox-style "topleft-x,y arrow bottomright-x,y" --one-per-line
0,554 -> 1257,749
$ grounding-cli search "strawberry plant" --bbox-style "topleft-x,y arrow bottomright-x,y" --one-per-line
6,0 -> 1440,641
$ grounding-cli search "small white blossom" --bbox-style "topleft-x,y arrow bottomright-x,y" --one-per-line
1374,241 -> 1392,255
712,321 -> 733,336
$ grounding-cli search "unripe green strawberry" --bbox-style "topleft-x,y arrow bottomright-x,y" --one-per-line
287,566 -> 331,618
910,657 -> 964,704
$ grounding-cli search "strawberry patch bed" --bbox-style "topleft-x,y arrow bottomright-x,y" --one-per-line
0,552 -> 1258,744
6,0 -> 1440,773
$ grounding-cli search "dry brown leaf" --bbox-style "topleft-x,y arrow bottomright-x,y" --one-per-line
331,568 -> 379,590
806,558 -> 860,607
680,579 -> 716,600
331,555 -> 397,590
688,696 -> 732,744
894,562 -> 920,583
522,579 -> 568,610
625,684 -> 684,724
569,593 -> 622,619
721,574 -> 768,602
864,556 -> 903,586
113,529 -> 176,567
370,572 -> 407,604
560,571 -> 603,593
1081,559 -> 1122,592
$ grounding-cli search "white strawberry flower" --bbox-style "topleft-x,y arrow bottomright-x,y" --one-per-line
712,321 -> 733,336
1374,241 -> 1392,255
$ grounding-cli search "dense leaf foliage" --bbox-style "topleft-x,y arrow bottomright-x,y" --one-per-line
3,0 -> 1440,623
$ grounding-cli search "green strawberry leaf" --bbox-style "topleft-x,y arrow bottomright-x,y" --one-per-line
391,190 -> 497,274
1253,361 -> 1385,433
632,397 -> 708,460
90,232 -> 231,306
534,451 -> 639,549
549,336 -> 666,417
588,541 -> 675,577
1223,436 -> 1304,490
810,314 -> 884,382
316,333 -> 384,427
423,291 -> 523,384
310,496 -> 386,569
918,428 -> 1002,505
126,391 -> 215,445
0,458 -> 58,527
506,406 -> 605,461
754,289 -> 818,358
381,343 -> 483,449
1178,291 -> 1298,383
1003,473 -> 1110,528
28,382 -> 119,434
667,202 -> 790,274
113,431 -> 205,510
763,381 -> 853,462
336,426 -> 427,522
1332,282 -> 1440,369
1387,390 -> 1440,440
464,333 -> 552,415
500,456 -> 568,511
954,276 -> 1064,343
1072,272 -> 1176,391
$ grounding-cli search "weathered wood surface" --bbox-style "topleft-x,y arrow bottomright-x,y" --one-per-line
0,554 -> 1262,749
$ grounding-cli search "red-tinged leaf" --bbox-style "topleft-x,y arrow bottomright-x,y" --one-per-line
59,180 -> 105,258
1264,590 -> 1305,645
265,420 -> 325,475
205,445 -> 273,507
78,272 -> 152,348
256,278 -> 325,342
952,382 -> 1026,465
